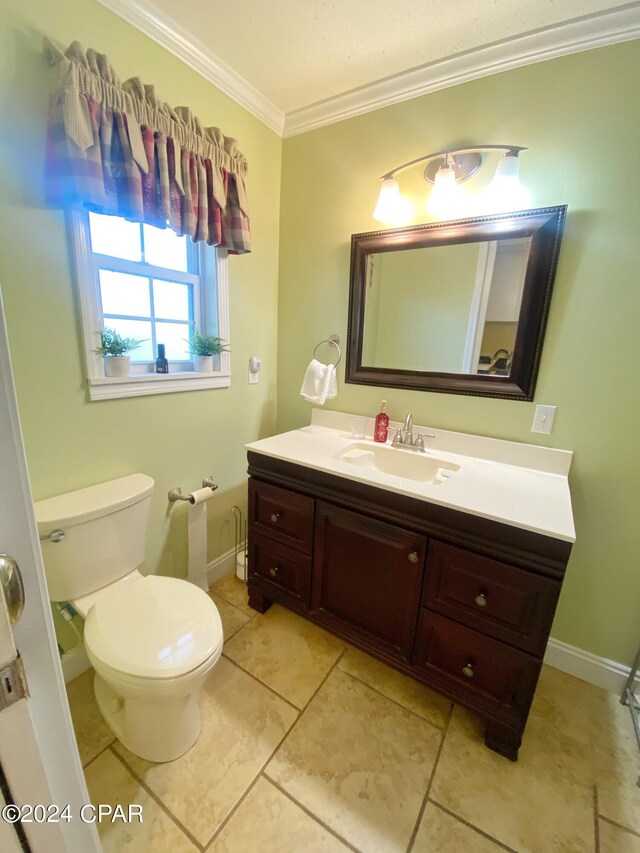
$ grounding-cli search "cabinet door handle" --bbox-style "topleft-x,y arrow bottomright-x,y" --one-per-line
462,663 -> 475,679
474,592 -> 488,608
408,551 -> 419,564
269,566 -> 280,577
270,513 -> 281,523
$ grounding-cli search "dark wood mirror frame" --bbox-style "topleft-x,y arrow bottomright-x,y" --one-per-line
345,205 -> 567,401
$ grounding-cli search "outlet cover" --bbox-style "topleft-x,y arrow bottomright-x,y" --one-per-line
531,404 -> 557,434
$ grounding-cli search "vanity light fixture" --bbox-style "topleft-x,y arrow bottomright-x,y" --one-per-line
373,145 -> 529,225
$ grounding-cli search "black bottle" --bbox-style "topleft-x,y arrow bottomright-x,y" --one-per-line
155,343 -> 169,374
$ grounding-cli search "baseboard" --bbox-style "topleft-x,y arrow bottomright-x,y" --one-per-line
61,643 -> 91,684
206,544 -> 243,586
544,637 -> 635,694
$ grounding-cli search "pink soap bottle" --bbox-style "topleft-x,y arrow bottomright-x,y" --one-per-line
374,400 -> 389,443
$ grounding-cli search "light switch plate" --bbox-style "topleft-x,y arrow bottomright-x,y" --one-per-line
531,404 -> 557,434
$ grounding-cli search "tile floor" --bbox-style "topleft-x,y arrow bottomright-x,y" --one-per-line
66,574 -> 640,852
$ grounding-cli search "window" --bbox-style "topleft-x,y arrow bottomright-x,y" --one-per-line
68,210 -> 230,400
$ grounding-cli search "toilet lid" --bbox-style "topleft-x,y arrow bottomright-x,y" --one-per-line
84,575 -> 223,679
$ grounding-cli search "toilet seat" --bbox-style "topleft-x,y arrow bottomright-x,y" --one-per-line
84,575 -> 223,679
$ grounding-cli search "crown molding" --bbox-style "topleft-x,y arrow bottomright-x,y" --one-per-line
97,0 -> 639,140
283,4 -> 640,137
97,0 -> 285,136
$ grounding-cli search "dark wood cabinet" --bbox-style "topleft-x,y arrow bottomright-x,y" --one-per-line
312,502 -> 426,659
246,450 -> 571,761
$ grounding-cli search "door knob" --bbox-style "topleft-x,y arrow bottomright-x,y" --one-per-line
408,551 -> 419,564
0,555 -> 25,627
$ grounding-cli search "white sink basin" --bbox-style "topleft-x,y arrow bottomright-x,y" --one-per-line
336,442 -> 460,484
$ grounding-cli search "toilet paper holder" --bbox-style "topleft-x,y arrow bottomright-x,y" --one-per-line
168,476 -> 218,504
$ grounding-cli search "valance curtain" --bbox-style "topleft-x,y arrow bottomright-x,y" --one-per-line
43,39 -> 251,254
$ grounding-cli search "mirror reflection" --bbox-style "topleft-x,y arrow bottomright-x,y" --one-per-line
346,206 -> 567,400
362,236 -> 531,376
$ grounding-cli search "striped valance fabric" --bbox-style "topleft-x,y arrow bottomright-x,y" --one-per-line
43,39 -> 251,254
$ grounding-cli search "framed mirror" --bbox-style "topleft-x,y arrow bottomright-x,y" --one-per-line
345,205 -> 566,400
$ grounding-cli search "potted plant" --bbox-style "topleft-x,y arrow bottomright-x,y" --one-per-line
97,327 -> 145,377
187,330 -> 229,373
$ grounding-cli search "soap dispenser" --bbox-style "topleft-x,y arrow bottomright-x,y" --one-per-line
374,400 -> 389,443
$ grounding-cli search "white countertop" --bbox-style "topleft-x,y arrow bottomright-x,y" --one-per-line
246,413 -> 576,544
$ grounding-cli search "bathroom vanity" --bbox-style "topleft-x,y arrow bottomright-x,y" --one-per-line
245,412 -> 574,760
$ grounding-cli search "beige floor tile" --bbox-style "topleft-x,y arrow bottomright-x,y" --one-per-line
266,667 -> 441,853
66,669 -> 114,766
431,704 -> 595,852
534,666 -> 640,834
599,819 -> 640,853
533,664 -> 625,748
209,591 -> 252,642
210,573 -> 254,615
597,740 -> 640,835
113,657 -> 298,847
338,646 -> 451,728
84,749 -> 197,851
413,802 -> 506,852
223,605 -> 345,708
211,776 -> 350,852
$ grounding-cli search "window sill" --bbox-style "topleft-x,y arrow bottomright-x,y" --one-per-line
88,371 -> 230,400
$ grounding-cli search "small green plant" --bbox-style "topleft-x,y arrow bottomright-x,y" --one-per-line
186,330 -> 230,357
97,327 -> 145,357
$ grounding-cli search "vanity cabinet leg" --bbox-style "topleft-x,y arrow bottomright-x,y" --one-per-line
484,720 -> 523,762
248,584 -> 272,614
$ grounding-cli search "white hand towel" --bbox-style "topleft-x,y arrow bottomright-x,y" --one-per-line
300,359 -> 338,405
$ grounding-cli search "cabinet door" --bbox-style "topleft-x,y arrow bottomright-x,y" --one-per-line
312,502 -> 426,659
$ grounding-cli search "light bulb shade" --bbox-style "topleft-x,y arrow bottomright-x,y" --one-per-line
482,154 -> 531,213
426,166 -> 463,219
373,178 -> 411,225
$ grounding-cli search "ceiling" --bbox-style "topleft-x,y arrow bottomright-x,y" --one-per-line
101,0 -> 640,134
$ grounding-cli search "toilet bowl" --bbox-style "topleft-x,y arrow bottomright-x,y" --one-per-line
77,570 -> 223,762
35,474 -> 224,763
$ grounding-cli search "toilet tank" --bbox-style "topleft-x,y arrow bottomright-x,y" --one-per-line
35,474 -> 154,602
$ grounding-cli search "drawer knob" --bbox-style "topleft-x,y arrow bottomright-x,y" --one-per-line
408,551 -> 419,564
269,566 -> 280,577
270,513 -> 281,523
462,663 -> 475,679
474,592 -> 488,608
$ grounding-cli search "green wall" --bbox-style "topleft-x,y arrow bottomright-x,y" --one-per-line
0,0 -> 282,579
278,41 -> 640,665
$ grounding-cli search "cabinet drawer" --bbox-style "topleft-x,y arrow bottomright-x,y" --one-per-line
423,542 -> 560,654
249,479 -> 314,554
248,534 -> 311,607
413,611 -> 540,718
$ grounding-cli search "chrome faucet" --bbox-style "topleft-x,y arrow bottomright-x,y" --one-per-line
391,413 -> 435,454
402,413 -> 414,445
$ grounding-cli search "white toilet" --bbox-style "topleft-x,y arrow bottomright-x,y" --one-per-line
35,473 -> 223,763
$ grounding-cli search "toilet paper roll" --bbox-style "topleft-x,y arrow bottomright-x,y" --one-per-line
235,550 -> 247,582
187,488 -> 216,590
188,486 -> 216,505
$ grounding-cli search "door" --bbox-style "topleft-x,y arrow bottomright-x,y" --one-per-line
311,502 -> 426,659
0,289 -> 100,851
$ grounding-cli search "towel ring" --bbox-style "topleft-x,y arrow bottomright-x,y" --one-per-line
313,337 -> 342,367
